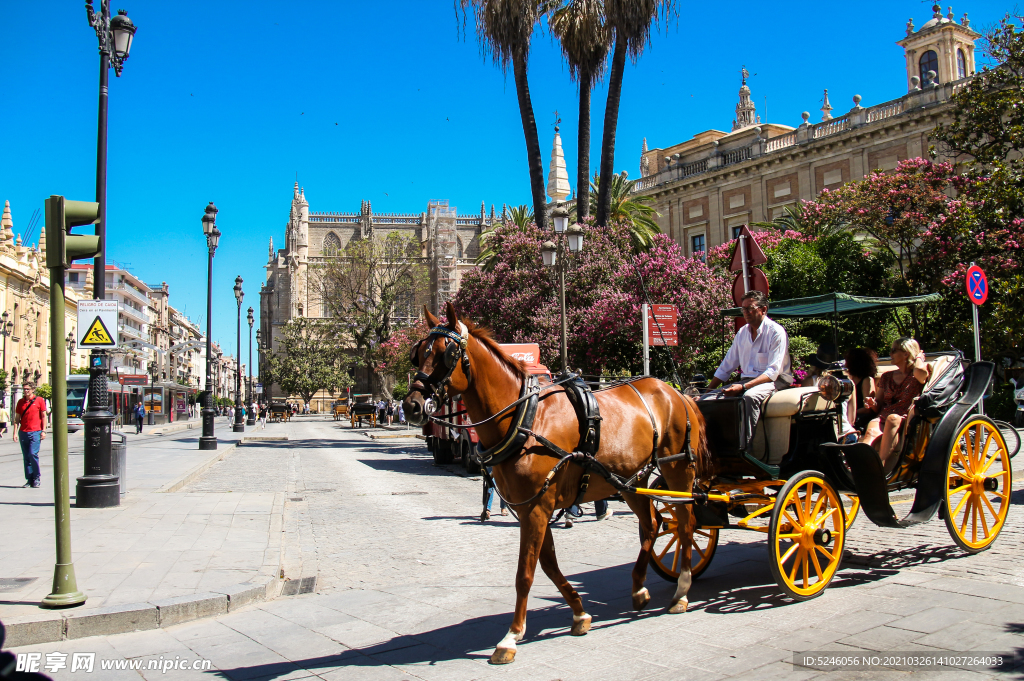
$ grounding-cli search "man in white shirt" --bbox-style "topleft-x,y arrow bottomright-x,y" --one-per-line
706,291 -> 793,451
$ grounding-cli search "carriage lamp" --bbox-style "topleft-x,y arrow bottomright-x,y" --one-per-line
551,204 -> 569,234
541,241 -> 557,267
566,224 -> 584,253
818,374 -> 854,402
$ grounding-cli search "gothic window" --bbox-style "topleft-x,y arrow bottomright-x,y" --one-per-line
35,312 -> 41,342
919,50 -> 939,84
12,303 -> 18,337
957,49 -> 967,79
322,232 -> 341,256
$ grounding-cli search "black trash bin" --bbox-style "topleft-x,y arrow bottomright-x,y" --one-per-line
112,431 -> 128,495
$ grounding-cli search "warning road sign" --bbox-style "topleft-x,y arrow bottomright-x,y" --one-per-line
77,299 -> 119,349
966,265 -> 988,306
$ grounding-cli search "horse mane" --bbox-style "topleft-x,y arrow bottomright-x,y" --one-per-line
463,320 -> 529,380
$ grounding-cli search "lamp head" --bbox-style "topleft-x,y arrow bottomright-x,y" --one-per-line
109,9 -> 137,63
567,224 -> 585,253
541,241 -> 557,268
234,276 -> 244,304
551,204 -> 569,234
247,307 -> 254,327
202,202 -> 218,235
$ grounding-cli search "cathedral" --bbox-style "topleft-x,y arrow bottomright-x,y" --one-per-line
634,5 -> 979,259
259,184 -> 495,403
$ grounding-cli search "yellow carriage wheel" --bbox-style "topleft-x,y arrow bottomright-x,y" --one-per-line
943,416 -> 1012,554
843,495 -> 860,531
768,471 -> 846,601
648,477 -> 718,582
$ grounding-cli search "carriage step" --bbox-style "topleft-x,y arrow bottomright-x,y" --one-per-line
742,452 -> 779,479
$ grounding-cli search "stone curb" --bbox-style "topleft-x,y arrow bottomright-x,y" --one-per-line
2,577 -> 282,648
155,443 -> 238,494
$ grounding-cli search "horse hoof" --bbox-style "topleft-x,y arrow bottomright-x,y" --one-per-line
490,648 -> 516,664
632,588 -> 651,611
667,597 -> 689,614
570,614 -> 592,636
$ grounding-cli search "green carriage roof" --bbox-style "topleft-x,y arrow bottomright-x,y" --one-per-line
720,292 -> 942,319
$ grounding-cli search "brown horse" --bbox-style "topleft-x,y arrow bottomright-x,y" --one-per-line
403,303 -> 711,664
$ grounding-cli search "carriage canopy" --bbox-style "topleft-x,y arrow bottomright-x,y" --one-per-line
719,292 -> 942,319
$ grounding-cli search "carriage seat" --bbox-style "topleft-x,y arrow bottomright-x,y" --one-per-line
763,387 -> 825,418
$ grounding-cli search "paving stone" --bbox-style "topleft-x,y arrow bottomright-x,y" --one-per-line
887,606 -> 974,634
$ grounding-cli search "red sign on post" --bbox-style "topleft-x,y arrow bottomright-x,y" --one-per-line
119,374 -> 149,386
647,305 -> 678,346
966,265 -> 988,306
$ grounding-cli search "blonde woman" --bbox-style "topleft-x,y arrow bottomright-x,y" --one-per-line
860,338 -> 931,471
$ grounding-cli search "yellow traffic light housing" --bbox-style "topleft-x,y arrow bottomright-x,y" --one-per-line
45,195 -> 102,269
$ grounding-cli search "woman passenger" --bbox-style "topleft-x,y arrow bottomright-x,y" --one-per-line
860,338 -> 931,471
845,347 -> 878,431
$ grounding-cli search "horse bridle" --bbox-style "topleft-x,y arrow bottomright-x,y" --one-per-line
408,321 -> 472,414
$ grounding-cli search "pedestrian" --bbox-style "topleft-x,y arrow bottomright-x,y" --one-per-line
259,404 -> 268,429
397,402 -> 405,425
377,399 -> 386,427
134,401 -> 145,434
14,381 -> 47,488
386,399 -> 395,426
481,466 -> 508,521
0,401 -> 9,440
564,498 -> 611,528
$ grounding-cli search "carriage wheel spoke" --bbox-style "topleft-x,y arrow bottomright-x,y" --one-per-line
977,498 -> 990,537
959,495 -> 972,534
802,553 -> 810,589
951,488 -> 971,519
949,467 -> 969,480
981,493 -> 1001,523
779,533 -> 801,539
783,511 -> 800,529
788,548 -> 802,583
656,535 -> 678,560
949,483 -> 971,495
804,482 -> 816,520
815,545 -> 836,563
671,542 -> 681,572
955,443 -> 974,475
809,546 -> 824,580
971,496 -> 979,542
691,538 -> 706,561
780,541 -> 800,565
694,530 -> 711,538
980,448 -> 1003,476
810,494 -> 826,524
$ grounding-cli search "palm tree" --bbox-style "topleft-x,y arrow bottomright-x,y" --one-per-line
458,0 -> 549,230
549,0 -> 610,221
595,0 -> 675,227
476,205 -> 535,271
577,172 -> 661,250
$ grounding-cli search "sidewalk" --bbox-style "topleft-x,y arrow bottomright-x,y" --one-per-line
0,418 -> 302,648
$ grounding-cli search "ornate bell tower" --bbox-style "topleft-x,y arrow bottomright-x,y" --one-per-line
897,4 -> 980,92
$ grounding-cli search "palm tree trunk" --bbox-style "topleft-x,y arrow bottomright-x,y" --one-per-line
576,68 -> 592,221
596,37 -> 627,227
512,48 -> 549,231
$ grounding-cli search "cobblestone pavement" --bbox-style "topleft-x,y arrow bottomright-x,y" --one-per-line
11,418 -> 1023,680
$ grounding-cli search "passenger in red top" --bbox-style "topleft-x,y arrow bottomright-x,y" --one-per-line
15,381 -> 48,488
860,338 -> 931,472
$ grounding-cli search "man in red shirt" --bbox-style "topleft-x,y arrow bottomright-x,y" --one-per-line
15,381 -> 47,488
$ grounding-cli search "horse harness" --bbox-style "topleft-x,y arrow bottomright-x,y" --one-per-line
412,324 -> 694,511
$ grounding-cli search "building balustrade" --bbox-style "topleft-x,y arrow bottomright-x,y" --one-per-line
632,76 -> 974,195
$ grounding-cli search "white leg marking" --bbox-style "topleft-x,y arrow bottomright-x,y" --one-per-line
497,628 -> 523,650
573,613 -> 591,623
672,569 -> 692,603
632,588 -> 649,600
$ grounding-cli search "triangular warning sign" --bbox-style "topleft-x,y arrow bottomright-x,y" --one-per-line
81,315 -> 115,346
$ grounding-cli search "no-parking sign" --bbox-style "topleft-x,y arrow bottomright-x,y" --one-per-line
966,265 -> 988,306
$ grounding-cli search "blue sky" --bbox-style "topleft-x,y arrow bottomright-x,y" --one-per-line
0,0 -> 1011,358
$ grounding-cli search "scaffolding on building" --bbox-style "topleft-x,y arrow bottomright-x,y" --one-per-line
428,200 -> 459,310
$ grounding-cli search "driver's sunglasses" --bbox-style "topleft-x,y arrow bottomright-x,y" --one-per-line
740,305 -> 763,314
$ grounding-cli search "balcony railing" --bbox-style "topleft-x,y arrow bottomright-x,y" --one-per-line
110,282 -> 150,306
119,303 -> 149,325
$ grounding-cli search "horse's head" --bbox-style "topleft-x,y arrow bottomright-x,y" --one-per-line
403,301 -> 472,427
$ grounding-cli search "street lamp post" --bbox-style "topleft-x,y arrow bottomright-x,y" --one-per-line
255,328 -> 262,407
541,205 -> 583,374
65,331 -> 77,372
232,277 -> 245,433
147,362 -> 156,426
77,0 -> 135,512
199,203 -> 220,450
246,307 -> 255,425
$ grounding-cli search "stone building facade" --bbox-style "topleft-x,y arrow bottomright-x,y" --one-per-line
0,200 -> 84,405
633,5 -> 979,259
260,184 -> 495,402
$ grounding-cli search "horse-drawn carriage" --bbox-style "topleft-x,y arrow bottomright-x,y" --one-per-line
404,299 -> 1016,665
349,393 -> 377,428
269,402 -> 291,423
332,399 -> 348,421
644,292 -> 1016,599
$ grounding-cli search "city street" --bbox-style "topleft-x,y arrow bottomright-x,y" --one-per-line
7,418 -> 1022,680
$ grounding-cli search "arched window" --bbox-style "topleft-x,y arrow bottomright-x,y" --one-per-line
322,232 -> 341,256
957,49 -> 967,79
919,50 -> 939,85
35,312 -> 41,342
12,304 -> 18,338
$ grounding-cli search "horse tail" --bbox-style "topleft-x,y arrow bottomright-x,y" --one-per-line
680,393 -> 713,481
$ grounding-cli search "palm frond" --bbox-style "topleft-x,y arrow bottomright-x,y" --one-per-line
549,0 -> 610,84
584,172 -> 661,251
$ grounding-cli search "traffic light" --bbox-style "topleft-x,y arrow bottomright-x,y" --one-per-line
45,195 -> 102,269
